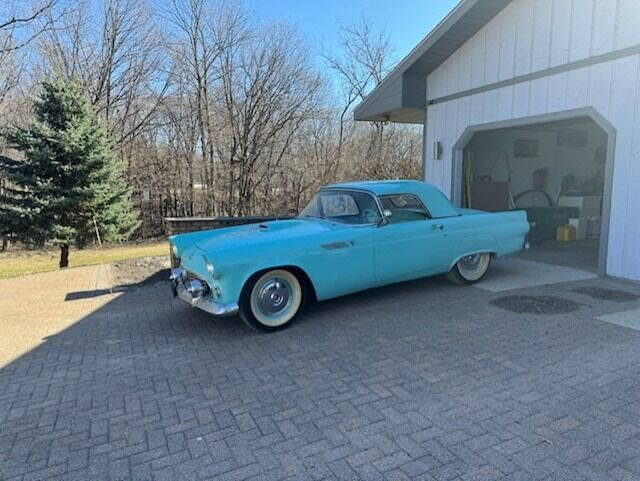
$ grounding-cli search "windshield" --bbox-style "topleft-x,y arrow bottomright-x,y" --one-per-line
300,190 -> 381,225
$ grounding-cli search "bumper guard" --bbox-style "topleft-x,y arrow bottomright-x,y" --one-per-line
170,268 -> 238,316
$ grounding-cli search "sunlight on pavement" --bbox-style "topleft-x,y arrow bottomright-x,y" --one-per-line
0,264 -> 122,367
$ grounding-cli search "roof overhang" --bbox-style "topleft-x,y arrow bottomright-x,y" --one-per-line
354,0 -> 513,124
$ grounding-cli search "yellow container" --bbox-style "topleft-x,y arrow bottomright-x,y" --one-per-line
556,224 -> 576,242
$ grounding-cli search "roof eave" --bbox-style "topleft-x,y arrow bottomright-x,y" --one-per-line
353,0 -> 513,124
353,73 -> 426,124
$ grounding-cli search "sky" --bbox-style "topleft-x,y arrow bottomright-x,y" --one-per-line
246,0 -> 460,69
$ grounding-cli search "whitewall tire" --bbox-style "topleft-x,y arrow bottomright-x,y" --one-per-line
239,269 -> 303,332
446,253 -> 492,286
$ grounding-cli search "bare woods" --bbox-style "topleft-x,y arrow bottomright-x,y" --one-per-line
0,0 -> 421,237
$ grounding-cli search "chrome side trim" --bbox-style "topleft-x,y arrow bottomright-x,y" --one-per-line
321,241 -> 353,250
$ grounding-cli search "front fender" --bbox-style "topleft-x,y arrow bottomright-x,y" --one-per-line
204,252 -> 318,307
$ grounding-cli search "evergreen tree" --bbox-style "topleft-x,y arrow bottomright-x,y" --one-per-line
0,78 -> 139,267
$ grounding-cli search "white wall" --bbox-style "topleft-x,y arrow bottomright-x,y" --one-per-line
427,0 -> 640,102
423,0 -> 640,281
468,122 -> 607,200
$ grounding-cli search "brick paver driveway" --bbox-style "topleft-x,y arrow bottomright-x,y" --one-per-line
2,263 -> 640,481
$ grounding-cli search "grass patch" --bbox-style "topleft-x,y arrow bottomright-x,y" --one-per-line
0,241 -> 168,279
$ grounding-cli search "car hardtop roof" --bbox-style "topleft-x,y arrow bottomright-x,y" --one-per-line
321,180 -> 459,218
323,179 -> 430,195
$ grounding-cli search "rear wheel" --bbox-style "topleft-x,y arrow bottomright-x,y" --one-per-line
446,253 -> 492,286
239,269 -> 303,332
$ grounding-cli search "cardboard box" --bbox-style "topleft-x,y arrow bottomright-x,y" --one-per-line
558,196 -> 602,217
569,217 -> 588,240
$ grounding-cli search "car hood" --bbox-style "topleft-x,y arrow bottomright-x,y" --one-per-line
192,218 -> 340,253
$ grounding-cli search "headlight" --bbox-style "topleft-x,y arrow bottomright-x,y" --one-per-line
202,254 -> 215,277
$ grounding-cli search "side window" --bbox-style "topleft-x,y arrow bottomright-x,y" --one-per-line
380,194 -> 429,224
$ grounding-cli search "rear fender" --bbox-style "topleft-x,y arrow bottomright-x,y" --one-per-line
448,233 -> 497,271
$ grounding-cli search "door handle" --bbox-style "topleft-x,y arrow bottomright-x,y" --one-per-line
431,223 -> 444,230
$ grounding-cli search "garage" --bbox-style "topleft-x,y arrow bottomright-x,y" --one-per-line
454,114 -> 612,274
354,0 -> 640,282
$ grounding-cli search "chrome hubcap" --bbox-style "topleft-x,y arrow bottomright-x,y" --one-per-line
257,278 -> 291,315
457,253 -> 490,281
460,254 -> 481,270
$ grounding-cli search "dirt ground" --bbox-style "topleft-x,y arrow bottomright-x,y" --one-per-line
110,256 -> 170,288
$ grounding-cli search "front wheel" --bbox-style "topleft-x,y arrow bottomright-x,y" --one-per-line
446,253 -> 492,286
239,269 -> 303,332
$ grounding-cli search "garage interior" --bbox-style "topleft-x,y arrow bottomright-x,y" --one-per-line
460,116 -> 609,274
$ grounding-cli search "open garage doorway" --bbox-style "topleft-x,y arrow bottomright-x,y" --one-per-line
451,109 -> 615,276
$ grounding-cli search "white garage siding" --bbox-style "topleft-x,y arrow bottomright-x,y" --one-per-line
423,0 -> 640,281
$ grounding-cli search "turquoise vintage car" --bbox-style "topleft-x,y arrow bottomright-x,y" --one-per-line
169,180 -> 529,331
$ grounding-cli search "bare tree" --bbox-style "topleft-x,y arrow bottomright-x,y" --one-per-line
0,0 -> 60,52
0,0 -> 62,127
323,15 -> 393,154
322,16 -> 421,181
38,0 -> 171,149
214,23 -> 325,215
168,0 -> 249,214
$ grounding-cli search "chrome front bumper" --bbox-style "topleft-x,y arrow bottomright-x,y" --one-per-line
170,268 -> 238,316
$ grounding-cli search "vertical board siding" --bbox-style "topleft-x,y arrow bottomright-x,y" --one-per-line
617,0 -> 640,50
546,71 -> 568,112
592,0 -> 617,56
569,0 -> 593,61
424,53 -> 640,280
532,0 -> 553,71
427,0 -> 629,102
498,14 -> 516,81
512,82 -> 530,117
471,31 -> 486,89
514,0 -> 535,76
565,67 -> 589,108
549,0 -> 572,67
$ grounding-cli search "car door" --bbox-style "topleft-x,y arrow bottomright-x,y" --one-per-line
299,190 -> 379,300
374,194 -> 451,284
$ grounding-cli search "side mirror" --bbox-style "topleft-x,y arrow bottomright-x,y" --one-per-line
383,209 -> 393,218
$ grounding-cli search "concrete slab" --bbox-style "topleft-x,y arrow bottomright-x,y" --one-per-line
596,308 -> 640,331
476,256 -> 598,292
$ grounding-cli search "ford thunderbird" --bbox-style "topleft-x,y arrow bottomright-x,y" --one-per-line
169,180 -> 530,331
